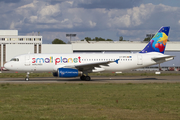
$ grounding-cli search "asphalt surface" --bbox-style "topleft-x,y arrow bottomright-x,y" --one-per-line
0,76 -> 180,84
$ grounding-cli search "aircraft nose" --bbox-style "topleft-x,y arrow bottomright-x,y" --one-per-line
4,63 -> 10,70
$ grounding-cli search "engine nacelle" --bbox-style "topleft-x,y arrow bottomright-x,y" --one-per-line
53,68 -> 82,77
52,72 -> 58,77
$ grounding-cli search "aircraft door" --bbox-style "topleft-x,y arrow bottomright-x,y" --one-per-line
137,55 -> 143,65
24,55 -> 31,66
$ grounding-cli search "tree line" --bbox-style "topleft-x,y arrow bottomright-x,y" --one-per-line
52,36 -> 158,44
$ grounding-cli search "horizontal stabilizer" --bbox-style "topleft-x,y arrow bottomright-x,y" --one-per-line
152,55 -> 174,62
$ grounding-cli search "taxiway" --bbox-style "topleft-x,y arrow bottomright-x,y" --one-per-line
0,76 -> 180,84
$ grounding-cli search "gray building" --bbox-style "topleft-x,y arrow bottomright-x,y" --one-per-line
0,30 -> 42,68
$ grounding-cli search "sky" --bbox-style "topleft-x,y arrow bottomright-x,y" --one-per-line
0,0 -> 180,44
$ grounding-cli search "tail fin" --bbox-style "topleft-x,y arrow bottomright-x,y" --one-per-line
140,26 -> 170,54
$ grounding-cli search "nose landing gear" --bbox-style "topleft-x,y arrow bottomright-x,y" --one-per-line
25,72 -> 30,81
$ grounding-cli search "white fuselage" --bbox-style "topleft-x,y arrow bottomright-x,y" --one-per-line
4,52 -> 172,72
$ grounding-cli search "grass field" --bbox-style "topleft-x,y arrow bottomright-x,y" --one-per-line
0,83 -> 180,120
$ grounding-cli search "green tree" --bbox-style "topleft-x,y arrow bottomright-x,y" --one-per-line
52,38 -> 66,44
119,36 -> 129,41
82,37 -> 89,41
106,39 -> 113,41
81,37 -> 91,41
143,37 -> 151,42
143,37 -> 169,42
82,37 -> 113,41
119,36 -> 123,41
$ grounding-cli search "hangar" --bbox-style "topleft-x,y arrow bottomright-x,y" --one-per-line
0,30 -> 180,70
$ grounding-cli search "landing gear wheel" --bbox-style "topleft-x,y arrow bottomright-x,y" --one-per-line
85,76 -> 91,81
25,77 -> 29,81
80,75 -> 86,80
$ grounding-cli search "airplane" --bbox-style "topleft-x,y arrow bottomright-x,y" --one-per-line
4,26 -> 174,81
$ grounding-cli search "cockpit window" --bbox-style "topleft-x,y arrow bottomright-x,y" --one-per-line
10,58 -> 19,62
10,58 -> 16,61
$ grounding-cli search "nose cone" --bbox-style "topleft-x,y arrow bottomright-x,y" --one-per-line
4,63 -> 10,70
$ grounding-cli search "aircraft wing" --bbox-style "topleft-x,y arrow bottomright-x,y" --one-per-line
74,61 -> 112,71
64,59 -> 119,72
152,55 -> 175,62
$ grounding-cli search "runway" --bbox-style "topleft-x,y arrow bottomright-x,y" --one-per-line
0,76 -> 180,84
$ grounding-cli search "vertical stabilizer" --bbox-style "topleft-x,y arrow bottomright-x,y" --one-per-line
140,26 -> 170,54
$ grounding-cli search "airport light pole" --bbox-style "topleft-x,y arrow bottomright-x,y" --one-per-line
66,34 -> 76,43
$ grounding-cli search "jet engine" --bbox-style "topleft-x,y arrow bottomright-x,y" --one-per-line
53,68 -> 82,77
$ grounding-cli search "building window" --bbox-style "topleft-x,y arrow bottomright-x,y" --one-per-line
34,38 -> 42,41
18,38 -> 23,41
11,38 -> 18,41
26,38 -> 32,41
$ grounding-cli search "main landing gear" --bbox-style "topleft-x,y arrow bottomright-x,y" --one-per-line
80,75 -> 91,81
25,72 -> 30,81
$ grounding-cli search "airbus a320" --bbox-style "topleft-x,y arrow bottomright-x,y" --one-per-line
4,26 -> 174,81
